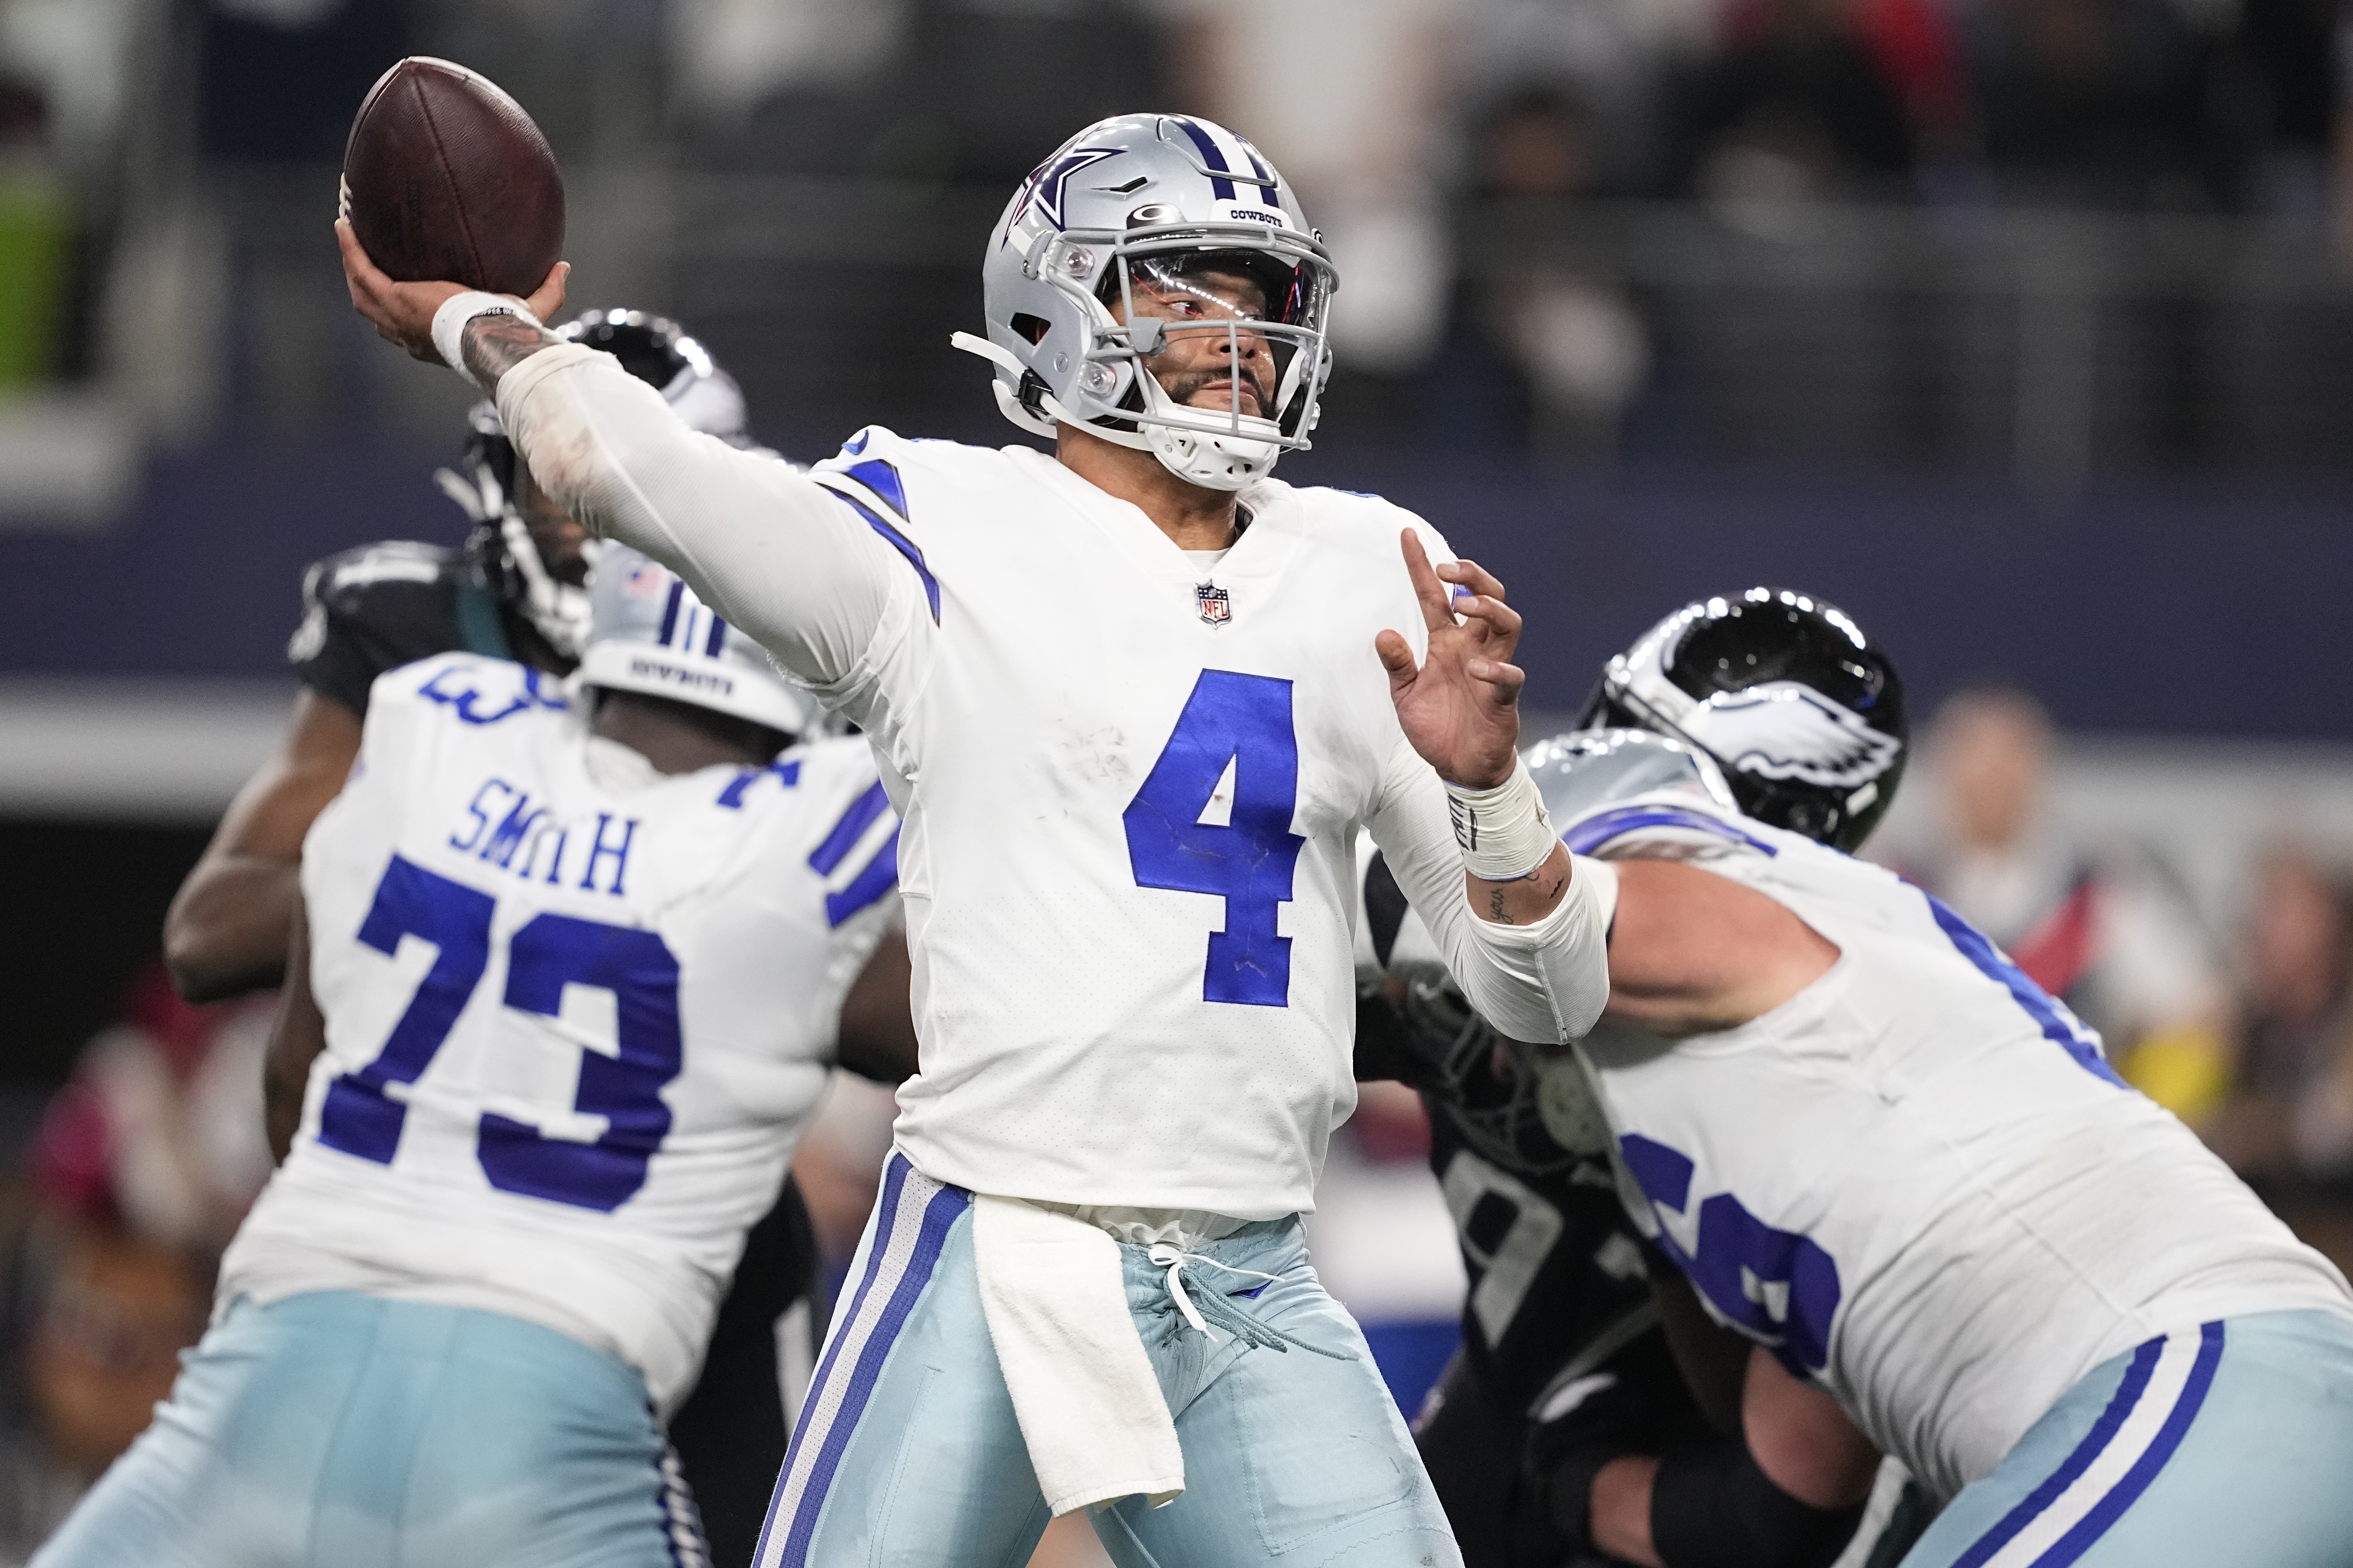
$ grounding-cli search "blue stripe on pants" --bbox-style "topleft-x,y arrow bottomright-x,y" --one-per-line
753,1155 -> 969,1568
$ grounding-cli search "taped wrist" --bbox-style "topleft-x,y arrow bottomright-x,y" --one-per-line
431,290 -> 541,388
1650,1437 -> 1866,1568
1447,758 -> 1556,882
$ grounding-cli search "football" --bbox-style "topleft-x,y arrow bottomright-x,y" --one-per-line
340,57 -> 564,297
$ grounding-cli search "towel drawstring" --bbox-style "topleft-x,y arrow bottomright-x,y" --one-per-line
1144,1244 -> 1347,1359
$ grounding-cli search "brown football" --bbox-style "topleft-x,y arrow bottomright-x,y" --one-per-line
341,57 -> 564,296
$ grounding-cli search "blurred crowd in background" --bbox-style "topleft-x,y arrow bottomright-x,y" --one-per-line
1,0 -> 2352,469
2,1 -> 2353,1563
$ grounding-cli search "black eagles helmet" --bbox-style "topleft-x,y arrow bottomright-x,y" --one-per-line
1576,587 -> 1907,852
435,309 -> 758,660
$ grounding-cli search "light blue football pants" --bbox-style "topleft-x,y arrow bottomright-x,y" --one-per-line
29,1291 -> 702,1568
1901,1309 -> 2353,1568
754,1152 -> 1461,1568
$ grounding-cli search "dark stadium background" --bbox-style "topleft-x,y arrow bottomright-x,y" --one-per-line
1,1 -> 2351,1557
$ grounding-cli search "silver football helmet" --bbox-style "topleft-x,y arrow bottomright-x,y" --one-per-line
578,546 -> 824,738
952,113 -> 1338,491
437,309 -> 762,660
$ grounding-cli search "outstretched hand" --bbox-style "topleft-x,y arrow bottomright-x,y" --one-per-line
336,218 -> 568,367
1375,530 -> 1527,789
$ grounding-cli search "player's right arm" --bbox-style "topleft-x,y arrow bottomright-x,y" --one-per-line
162,688 -> 362,1001
1580,1338 -> 1882,1568
1599,859 -> 1840,1036
338,226 -> 904,695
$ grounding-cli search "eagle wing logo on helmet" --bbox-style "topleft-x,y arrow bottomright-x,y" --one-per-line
1678,682 -> 1899,788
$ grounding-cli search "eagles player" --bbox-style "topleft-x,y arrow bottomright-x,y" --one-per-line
1414,589 -> 2353,1568
1362,592 -> 1927,1568
158,312 -> 853,1568
341,112 -> 1616,1568
35,548 -> 913,1568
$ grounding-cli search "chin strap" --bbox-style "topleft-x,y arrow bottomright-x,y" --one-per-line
949,329 -> 1280,489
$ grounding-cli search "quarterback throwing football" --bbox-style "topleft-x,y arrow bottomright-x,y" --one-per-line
345,112 -> 1616,1567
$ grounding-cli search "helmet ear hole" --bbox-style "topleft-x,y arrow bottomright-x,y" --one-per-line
1011,312 -> 1051,345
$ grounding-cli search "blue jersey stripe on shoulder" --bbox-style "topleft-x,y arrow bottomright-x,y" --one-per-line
1923,893 -> 2126,1087
809,781 -> 893,876
1561,805 -> 1780,858
825,826 -> 900,927
842,458 -> 909,521
826,491 -> 941,624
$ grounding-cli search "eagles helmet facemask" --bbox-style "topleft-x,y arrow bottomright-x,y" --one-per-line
1579,587 -> 1908,853
436,308 -> 761,659
953,113 -> 1338,491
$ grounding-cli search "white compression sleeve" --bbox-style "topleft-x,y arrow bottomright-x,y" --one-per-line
493,343 -> 903,692
1367,740 -> 1615,1044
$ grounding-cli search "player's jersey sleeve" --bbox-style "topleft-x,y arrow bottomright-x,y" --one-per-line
1364,732 -> 1616,1047
494,344 -> 920,718
287,542 -> 468,718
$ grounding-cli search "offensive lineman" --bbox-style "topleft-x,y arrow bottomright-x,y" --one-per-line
341,112 -> 1616,1567
1362,592 -> 1932,1568
1419,590 -> 2353,1567
158,311 -> 843,1564
34,548 -> 912,1567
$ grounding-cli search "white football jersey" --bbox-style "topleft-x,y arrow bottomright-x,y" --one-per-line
218,654 -> 900,1409
795,428 -> 1546,1219
495,351 -> 1613,1223
1561,793 -> 2353,1500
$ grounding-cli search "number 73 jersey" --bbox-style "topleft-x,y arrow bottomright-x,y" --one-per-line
218,654 -> 901,1411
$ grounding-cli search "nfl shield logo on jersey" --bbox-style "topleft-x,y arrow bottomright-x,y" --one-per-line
1196,583 -> 1231,625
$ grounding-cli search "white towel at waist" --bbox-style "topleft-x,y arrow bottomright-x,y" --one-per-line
972,1194 -> 1189,1517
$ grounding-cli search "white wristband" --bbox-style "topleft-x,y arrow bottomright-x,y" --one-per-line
431,291 -> 540,388
1447,758 -> 1558,881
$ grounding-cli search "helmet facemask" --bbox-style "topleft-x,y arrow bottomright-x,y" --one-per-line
979,221 -> 1336,491
1102,241 -> 1331,489
1399,973 -> 1590,1177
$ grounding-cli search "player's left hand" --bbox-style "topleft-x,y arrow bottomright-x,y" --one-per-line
1377,530 -> 1526,789
336,218 -> 569,366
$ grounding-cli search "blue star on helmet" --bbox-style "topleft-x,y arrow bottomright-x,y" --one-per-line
1007,145 -> 1125,239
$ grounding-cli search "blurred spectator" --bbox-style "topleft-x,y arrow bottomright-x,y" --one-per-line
2204,848 -> 2353,1274
1454,0 -> 1713,196
1428,88 -> 1653,458
1680,0 -> 1969,206
1887,684 -> 2231,1120
203,0 -> 406,163
1170,0 -> 1460,375
1960,0 -> 2215,208
2211,0 -> 2339,213
0,964 -> 273,1561
683,0 -> 1170,191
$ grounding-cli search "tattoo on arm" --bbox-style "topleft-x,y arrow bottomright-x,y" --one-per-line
461,313 -> 561,388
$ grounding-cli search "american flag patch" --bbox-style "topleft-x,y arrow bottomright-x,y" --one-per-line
1196,583 -> 1231,625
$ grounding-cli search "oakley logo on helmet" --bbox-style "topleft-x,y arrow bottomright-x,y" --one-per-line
1678,683 -> 1900,789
